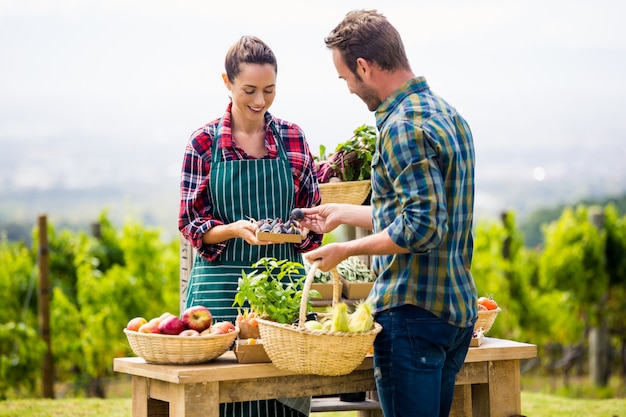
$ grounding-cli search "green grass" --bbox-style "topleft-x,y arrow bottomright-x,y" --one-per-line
0,398 -> 131,417
1,393 -> 626,417
521,392 -> 626,417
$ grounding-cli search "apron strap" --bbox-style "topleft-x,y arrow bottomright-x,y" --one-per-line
211,117 -> 289,163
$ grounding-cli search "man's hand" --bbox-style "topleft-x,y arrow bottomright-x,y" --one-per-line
302,242 -> 348,272
299,203 -> 344,234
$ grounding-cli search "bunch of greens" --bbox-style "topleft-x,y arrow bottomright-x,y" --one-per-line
317,124 -> 377,182
304,256 -> 373,283
337,256 -> 374,282
233,258 -> 320,324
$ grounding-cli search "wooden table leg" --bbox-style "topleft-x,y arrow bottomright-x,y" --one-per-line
471,359 -> 522,417
356,389 -> 383,417
450,384 -> 472,417
131,376 -> 149,417
131,376 -> 169,417
168,382 -> 218,417
132,377 -> 219,417
488,359 -> 521,417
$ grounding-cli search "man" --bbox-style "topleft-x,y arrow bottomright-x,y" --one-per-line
301,9 -> 477,417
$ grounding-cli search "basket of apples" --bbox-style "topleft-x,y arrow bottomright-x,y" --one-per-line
123,305 -> 239,365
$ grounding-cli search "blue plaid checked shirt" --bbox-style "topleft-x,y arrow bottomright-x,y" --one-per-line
368,77 -> 478,328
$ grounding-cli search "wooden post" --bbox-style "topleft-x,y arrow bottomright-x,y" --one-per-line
588,206 -> 610,387
355,227 -> 372,267
179,234 -> 193,315
91,222 -> 102,239
38,214 -> 55,398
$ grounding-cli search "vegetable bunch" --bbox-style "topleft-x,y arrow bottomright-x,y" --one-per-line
347,301 -> 375,333
308,301 -> 375,333
338,256 -> 374,282
233,258 -> 321,324
305,256 -> 374,284
316,124 -> 376,183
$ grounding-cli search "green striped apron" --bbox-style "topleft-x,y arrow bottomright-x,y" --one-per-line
185,119 -> 310,417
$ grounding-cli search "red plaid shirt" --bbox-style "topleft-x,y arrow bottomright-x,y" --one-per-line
178,103 -> 322,260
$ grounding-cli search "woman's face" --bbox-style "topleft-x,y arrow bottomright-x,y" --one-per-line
224,63 -> 276,125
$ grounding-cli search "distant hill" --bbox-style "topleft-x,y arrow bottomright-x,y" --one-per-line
518,193 -> 626,247
2,180 -> 626,249
2,133 -> 626,246
0,185 -> 180,245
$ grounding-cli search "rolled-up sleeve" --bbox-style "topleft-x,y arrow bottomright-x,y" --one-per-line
378,118 -> 448,252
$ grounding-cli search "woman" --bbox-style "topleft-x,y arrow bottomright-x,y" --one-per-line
178,36 -> 322,417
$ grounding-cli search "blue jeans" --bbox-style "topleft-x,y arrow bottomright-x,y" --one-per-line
373,305 -> 474,417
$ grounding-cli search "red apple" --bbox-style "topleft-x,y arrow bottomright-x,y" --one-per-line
160,312 -> 175,320
158,315 -> 185,335
126,317 -> 147,332
179,329 -> 201,337
210,321 -> 236,335
138,318 -> 161,334
181,305 -> 213,332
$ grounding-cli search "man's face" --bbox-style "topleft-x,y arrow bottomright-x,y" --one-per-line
332,49 -> 381,111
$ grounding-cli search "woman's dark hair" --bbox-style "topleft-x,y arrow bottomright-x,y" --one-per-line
225,36 -> 278,82
325,9 -> 410,78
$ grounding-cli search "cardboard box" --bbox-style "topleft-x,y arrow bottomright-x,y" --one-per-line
311,282 -> 342,301
256,231 -> 302,243
234,339 -> 272,363
238,322 -> 260,339
340,277 -> 373,300
470,331 -> 484,347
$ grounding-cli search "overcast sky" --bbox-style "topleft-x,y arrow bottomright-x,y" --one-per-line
1,0 -> 625,197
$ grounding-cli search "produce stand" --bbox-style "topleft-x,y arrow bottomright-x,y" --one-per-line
175,234 -> 535,416
114,337 -> 536,417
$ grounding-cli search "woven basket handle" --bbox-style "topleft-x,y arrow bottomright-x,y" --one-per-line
299,260 -> 341,329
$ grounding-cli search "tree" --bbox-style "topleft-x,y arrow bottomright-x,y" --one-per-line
49,213 -> 179,397
0,235 -> 45,399
539,204 -> 626,386
471,212 -> 582,349
603,204 -> 626,377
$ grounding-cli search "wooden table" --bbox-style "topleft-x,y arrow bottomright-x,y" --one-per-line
114,337 -> 536,417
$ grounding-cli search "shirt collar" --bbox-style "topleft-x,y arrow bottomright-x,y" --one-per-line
216,102 -> 278,158
375,76 -> 429,128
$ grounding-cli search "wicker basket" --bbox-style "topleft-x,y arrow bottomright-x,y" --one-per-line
124,328 -> 239,365
473,308 -> 500,334
256,261 -> 382,376
319,180 -> 371,205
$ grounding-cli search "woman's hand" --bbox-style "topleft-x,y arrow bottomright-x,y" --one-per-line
232,220 -> 272,245
202,219 -> 270,245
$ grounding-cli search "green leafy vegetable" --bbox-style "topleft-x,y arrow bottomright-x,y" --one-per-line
317,124 -> 377,182
337,256 -> 374,282
233,257 -> 320,324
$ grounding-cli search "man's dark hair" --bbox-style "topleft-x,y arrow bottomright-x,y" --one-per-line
325,9 -> 410,78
